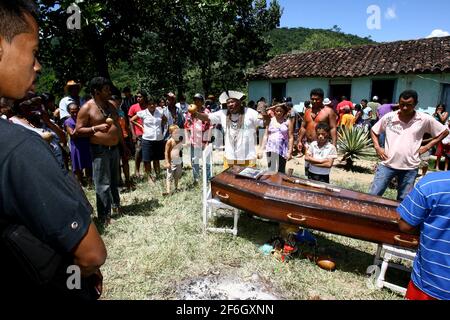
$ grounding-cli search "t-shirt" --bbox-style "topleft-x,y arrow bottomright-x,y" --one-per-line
340,114 -> 355,129
368,102 -> 381,120
307,141 -> 338,176
0,119 -> 91,253
185,108 -> 211,148
397,171 -> 450,300
377,104 -> 394,119
128,103 -> 145,137
58,96 -> 75,120
362,106 -> 372,120
372,111 -> 447,170
208,108 -> 263,160
176,102 -> 189,114
137,108 -> 164,141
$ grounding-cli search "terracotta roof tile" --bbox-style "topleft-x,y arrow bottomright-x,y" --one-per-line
249,36 -> 450,80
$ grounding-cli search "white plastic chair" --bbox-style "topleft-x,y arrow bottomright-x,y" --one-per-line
202,143 -> 239,236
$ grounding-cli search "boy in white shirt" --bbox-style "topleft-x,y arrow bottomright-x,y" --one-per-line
305,122 -> 338,183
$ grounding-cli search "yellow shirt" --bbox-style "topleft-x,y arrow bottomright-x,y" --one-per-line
341,114 -> 355,129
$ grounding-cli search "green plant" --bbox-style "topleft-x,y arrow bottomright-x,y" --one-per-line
337,127 -> 375,171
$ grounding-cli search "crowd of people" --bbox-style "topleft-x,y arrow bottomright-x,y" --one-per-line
1,0 -> 450,301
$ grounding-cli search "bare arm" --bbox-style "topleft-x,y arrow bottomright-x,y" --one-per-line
41,112 -> 67,144
371,129 -> 388,161
304,154 -> 334,168
329,110 -> 337,146
130,114 -> 144,130
297,120 -> 306,152
71,222 -> 107,277
398,218 -> 420,235
75,105 -> 110,137
164,140 -> 173,169
192,111 -> 211,123
287,118 -> 294,160
420,129 -> 449,155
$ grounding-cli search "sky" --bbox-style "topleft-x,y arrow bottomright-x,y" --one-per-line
277,0 -> 450,42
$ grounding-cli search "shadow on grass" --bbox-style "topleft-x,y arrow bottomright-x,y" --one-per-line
217,211 -> 410,287
122,198 -> 162,217
335,163 -> 374,174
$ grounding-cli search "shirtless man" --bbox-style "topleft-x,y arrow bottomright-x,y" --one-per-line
76,77 -> 122,225
297,88 -> 337,176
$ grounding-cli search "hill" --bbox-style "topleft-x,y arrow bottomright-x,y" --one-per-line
265,26 -> 376,57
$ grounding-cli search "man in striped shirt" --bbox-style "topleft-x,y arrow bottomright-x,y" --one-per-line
397,171 -> 450,300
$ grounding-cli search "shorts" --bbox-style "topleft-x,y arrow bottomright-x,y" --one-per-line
142,139 -> 165,162
419,150 -> 431,168
167,163 -> 182,181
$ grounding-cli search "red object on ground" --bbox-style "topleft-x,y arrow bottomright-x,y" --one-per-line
405,281 -> 437,300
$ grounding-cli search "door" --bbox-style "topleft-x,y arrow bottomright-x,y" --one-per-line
271,83 -> 286,104
442,84 -> 450,108
371,80 -> 396,103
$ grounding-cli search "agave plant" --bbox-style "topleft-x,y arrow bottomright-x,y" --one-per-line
337,127 -> 375,171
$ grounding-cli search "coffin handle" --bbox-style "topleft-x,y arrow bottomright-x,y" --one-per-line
394,235 -> 418,247
215,191 -> 230,200
287,213 -> 307,223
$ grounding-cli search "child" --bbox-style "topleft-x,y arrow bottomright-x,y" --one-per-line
340,106 -> 355,129
163,125 -> 183,195
305,122 -> 337,183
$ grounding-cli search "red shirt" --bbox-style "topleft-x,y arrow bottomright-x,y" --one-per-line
336,100 -> 354,124
128,103 -> 145,137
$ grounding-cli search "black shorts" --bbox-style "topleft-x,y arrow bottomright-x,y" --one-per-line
142,139 -> 165,162
307,172 -> 330,184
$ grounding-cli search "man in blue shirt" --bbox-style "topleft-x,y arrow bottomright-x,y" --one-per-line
397,171 -> 450,300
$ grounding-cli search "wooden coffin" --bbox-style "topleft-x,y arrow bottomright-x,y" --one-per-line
210,167 -> 419,249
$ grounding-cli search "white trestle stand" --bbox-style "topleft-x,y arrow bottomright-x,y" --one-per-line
368,244 -> 417,296
202,143 -> 239,236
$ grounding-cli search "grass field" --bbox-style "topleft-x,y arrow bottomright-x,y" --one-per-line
85,159 -> 411,300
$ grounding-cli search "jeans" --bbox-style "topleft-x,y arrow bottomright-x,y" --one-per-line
369,164 -> 418,201
91,144 -> 121,221
191,145 -> 211,182
379,132 -> 386,149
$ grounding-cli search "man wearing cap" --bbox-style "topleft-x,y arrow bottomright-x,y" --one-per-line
59,80 -> 81,126
192,90 -> 268,169
368,96 -> 381,125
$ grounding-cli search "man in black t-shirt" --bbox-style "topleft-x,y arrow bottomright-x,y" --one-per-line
0,0 -> 106,300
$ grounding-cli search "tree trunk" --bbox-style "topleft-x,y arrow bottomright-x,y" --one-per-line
85,26 -> 111,79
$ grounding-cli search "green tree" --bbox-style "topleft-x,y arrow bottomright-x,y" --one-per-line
37,0 -> 148,94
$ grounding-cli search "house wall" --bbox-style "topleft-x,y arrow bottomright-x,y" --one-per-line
248,73 -> 450,113
248,81 -> 270,103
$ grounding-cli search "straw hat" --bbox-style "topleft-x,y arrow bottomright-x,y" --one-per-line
64,80 -> 81,92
